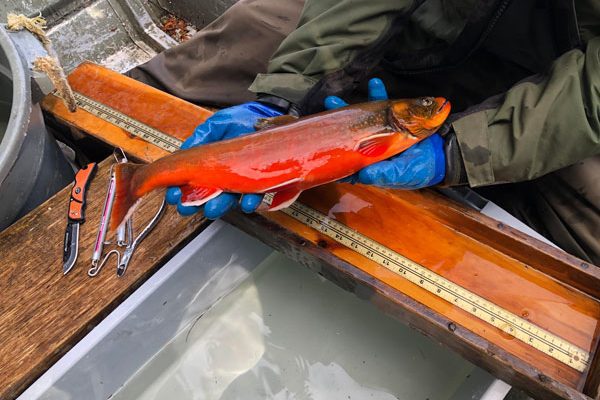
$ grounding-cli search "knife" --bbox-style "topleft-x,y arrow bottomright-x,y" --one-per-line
63,162 -> 97,274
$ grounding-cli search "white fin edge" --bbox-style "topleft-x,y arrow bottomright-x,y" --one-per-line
180,189 -> 224,207
353,132 -> 395,151
116,197 -> 144,232
259,178 -> 302,193
268,191 -> 302,211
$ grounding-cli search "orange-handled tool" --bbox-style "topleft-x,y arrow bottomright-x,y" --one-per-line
63,162 -> 97,274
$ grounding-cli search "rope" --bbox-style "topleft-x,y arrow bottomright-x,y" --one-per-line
33,57 -> 77,112
6,13 -> 77,112
6,13 -> 51,46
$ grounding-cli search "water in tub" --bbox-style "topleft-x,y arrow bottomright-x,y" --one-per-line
112,252 -> 481,400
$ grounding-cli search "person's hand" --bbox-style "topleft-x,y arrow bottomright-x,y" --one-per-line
325,78 -> 446,189
166,101 -> 283,218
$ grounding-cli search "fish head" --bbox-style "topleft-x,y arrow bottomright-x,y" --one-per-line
389,97 -> 451,138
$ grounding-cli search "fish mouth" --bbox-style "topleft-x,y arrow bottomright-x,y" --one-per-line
437,99 -> 450,113
428,97 -> 451,128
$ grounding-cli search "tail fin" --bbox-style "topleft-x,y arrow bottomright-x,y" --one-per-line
109,163 -> 143,233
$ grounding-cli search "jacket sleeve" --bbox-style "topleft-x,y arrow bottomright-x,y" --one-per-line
248,0 -> 415,105
451,36 -> 600,186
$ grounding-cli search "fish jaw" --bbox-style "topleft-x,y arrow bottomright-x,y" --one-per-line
423,97 -> 451,131
390,97 -> 451,138
410,97 -> 451,134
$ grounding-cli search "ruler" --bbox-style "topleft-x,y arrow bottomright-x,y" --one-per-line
73,92 -> 184,152
69,90 -> 591,373
278,199 -> 590,372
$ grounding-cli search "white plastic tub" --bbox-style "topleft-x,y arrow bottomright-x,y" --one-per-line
18,221 -> 512,400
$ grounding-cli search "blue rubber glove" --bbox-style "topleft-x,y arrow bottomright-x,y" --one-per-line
324,78 -> 446,189
166,101 -> 283,218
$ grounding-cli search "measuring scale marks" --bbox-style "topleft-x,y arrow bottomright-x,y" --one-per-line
72,92 -> 183,152
63,90 -> 591,374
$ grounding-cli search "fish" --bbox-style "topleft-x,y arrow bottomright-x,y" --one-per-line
109,97 -> 451,231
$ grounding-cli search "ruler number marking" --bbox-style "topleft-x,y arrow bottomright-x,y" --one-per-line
73,92 -> 182,152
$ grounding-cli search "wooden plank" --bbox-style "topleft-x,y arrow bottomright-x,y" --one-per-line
407,190 -> 600,300
584,346 -> 600,398
584,346 -> 600,397
41,62 -> 600,400
0,71 -> 216,399
0,159 -> 208,399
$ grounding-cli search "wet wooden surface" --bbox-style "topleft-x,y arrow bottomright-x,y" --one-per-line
38,62 -> 600,399
0,159 -> 208,399
251,185 -> 600,388
0,64 -> 214,399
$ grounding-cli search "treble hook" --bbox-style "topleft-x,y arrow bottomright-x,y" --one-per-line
88,249 -> 120,277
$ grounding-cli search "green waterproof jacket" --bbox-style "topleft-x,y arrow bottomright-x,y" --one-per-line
249,0 -> 600,188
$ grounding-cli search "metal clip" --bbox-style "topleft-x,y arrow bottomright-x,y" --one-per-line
88,250 -> 120,277
113,147 -> 128,164
117,219 -> 133,247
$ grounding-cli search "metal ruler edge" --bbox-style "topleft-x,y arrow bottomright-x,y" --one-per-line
65,90 -> 591,373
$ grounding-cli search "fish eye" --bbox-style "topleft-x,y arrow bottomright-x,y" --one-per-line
420,98 -> 433,107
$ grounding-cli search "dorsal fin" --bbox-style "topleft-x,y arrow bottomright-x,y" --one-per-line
254,115 -> 299,131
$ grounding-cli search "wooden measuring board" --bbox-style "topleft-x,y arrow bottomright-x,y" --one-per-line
42,62 -> 600,400
42,62 -> 212,162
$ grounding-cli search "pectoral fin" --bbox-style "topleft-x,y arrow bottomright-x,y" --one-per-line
266,188 -> 302,211
180,185 -> 223,206
355,133 -> 395,157
255,115 -> 299,131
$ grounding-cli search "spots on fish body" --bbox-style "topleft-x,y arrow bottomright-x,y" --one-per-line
349,110 -> 389,132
